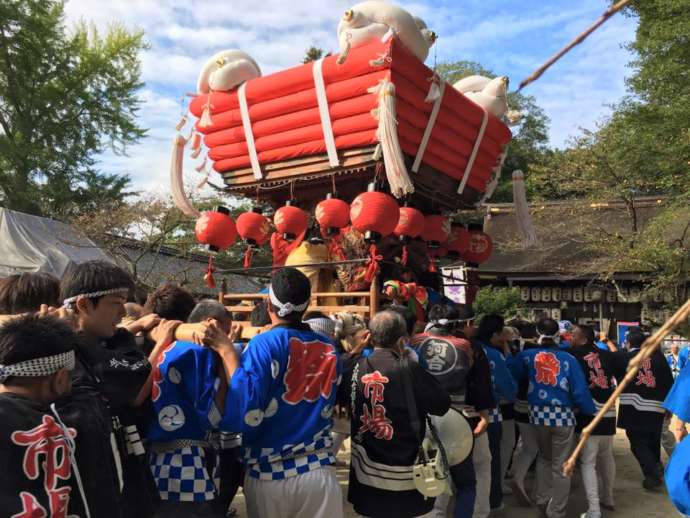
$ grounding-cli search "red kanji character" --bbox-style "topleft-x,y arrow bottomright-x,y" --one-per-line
584,352 -> 609,389
46,486 -> 71,518
283,338 -> 338,404
11,492 -> 47,518
361,371 -> 389,404
359,403 -> 394,440
151,342 -> 176,402
635,358 -> 656,388
534,351 -> 561,386
11,416 -> 76,490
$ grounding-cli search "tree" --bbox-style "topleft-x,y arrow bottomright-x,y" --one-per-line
0,0 -> 147,219
473,286 -> 526,323
525,0 -> 690,313
436,60 -> 550,202
302,46 -> 325,64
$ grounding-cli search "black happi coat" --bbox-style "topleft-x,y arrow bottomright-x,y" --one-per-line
614,347 -> 674,432
0,393 -> 82,516
570,344 -> 618,435
57,328 -> 155,518
339,348 -> 450,518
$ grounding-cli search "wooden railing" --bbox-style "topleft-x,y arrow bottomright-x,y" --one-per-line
218,276 -> 380,319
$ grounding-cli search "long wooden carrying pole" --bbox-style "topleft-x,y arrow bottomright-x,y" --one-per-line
563,297 -> 690,476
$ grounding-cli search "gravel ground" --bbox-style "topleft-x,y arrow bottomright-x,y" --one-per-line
231,429 -> 677,517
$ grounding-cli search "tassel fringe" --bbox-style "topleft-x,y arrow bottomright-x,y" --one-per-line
367,80 -> 414,198
169,133 -> 200,218
512,170 -> 538,247
199,96 -> 213,128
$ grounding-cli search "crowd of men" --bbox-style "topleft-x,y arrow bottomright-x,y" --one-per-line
0,262 -> 689,518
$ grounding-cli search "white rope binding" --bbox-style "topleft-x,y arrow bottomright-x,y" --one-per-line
412,80 -> 446,173
237,82 -> 262,180
268,285 -> 309,318
457,107 -> 489,195
312,57 -> 340,167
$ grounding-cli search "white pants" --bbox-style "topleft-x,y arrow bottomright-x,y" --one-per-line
512,422 -> 538,490
500,419 -> 516,483
244,466 -> 343,518
472,432 -> 491,518
580,435 -> 615,517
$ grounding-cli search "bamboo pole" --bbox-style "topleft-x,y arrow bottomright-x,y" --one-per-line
563,297 -> 690,476
518,0 -> 633,91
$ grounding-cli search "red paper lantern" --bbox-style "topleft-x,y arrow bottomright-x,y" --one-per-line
350,189 -> 399,240
194,206 -> 237,252
236,209 -> 271,246
274,202 -> 308,241
463,231 -> 493,264
421,215 -> 451,248
315,195 -> 350,235
446,224 -> 470,257
394,206 -> 425,240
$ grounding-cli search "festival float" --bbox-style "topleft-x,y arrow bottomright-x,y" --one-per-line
171,1 -> 514,318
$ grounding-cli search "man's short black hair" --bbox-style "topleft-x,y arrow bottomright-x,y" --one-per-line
536,317 -> 559,337
249,301 -> 270,327
0,272 -> 60,314
270,267 -> 311,322
369,310 -> 407,348
0,314 -> 77,368
575,324 -> 596,345
384,304 -> 416,335
188,299 -> 231,325
428,303 -> 459,322
627,329 -> 647,349
144,284 -> 196,322
476,314 -> 505,341
60,260 -> 134,307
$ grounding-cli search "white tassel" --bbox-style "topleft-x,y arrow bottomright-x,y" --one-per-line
196,172 -> 210,190
190,146 -> 201,159
199,97 -> 213,128
424,78 -> 441,103
195,157 -> 207,173
381,26 -> 395,43
372,143 -> 383,161
175,115 -> 187,131
337,36 -> 352,65
512,170 -> 537,247
480,148 -> 508,204
369,51 -> 390,67
190,132 -> 202,150
506,110 -> 523,125
367,80 -> 414,198
169,134 -> 200,218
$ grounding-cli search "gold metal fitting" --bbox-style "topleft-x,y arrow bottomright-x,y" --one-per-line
343,9 -> 354,21
429,31 -> 437,43
216,57 -> 226,68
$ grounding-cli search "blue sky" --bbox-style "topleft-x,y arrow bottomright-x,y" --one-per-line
63,0 -> 638,194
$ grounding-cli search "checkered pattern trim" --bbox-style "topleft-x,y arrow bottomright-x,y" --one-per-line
529,405 -> 575,427
488,406 -> 503,424
244,428 -> 335,481
149,446 -> 216,502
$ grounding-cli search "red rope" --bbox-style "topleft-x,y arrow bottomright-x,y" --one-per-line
365,243 -> 383,283
204,256 -> 216,288
401,245 -> 409,266
243,247 -> 253,269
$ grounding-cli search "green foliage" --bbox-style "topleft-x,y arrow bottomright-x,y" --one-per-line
0,0 -> 147,220
302,46 -> 325,63
436,60 -> 550,202
473,286 -> 526,322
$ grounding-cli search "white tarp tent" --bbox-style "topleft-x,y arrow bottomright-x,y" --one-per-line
0,208 -> 112,278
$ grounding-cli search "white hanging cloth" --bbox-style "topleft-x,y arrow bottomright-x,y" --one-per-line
312,57 -> 339,167
237,82 -> 262,180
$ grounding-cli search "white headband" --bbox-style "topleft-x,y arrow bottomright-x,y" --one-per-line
63,288 -> 130,309
537,331 -> 561,345
0,350 -> 75,383
268,285 -> 309,318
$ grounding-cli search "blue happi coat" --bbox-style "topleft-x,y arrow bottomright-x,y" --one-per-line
477,340 -> 517,423
508,345 -> 596,427
224,326 -> 342,480
148,341 -> 230,443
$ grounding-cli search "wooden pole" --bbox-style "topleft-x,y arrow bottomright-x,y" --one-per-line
563,297 -> 690,476
370,274 -> 379,320
518,0 -> 633,91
